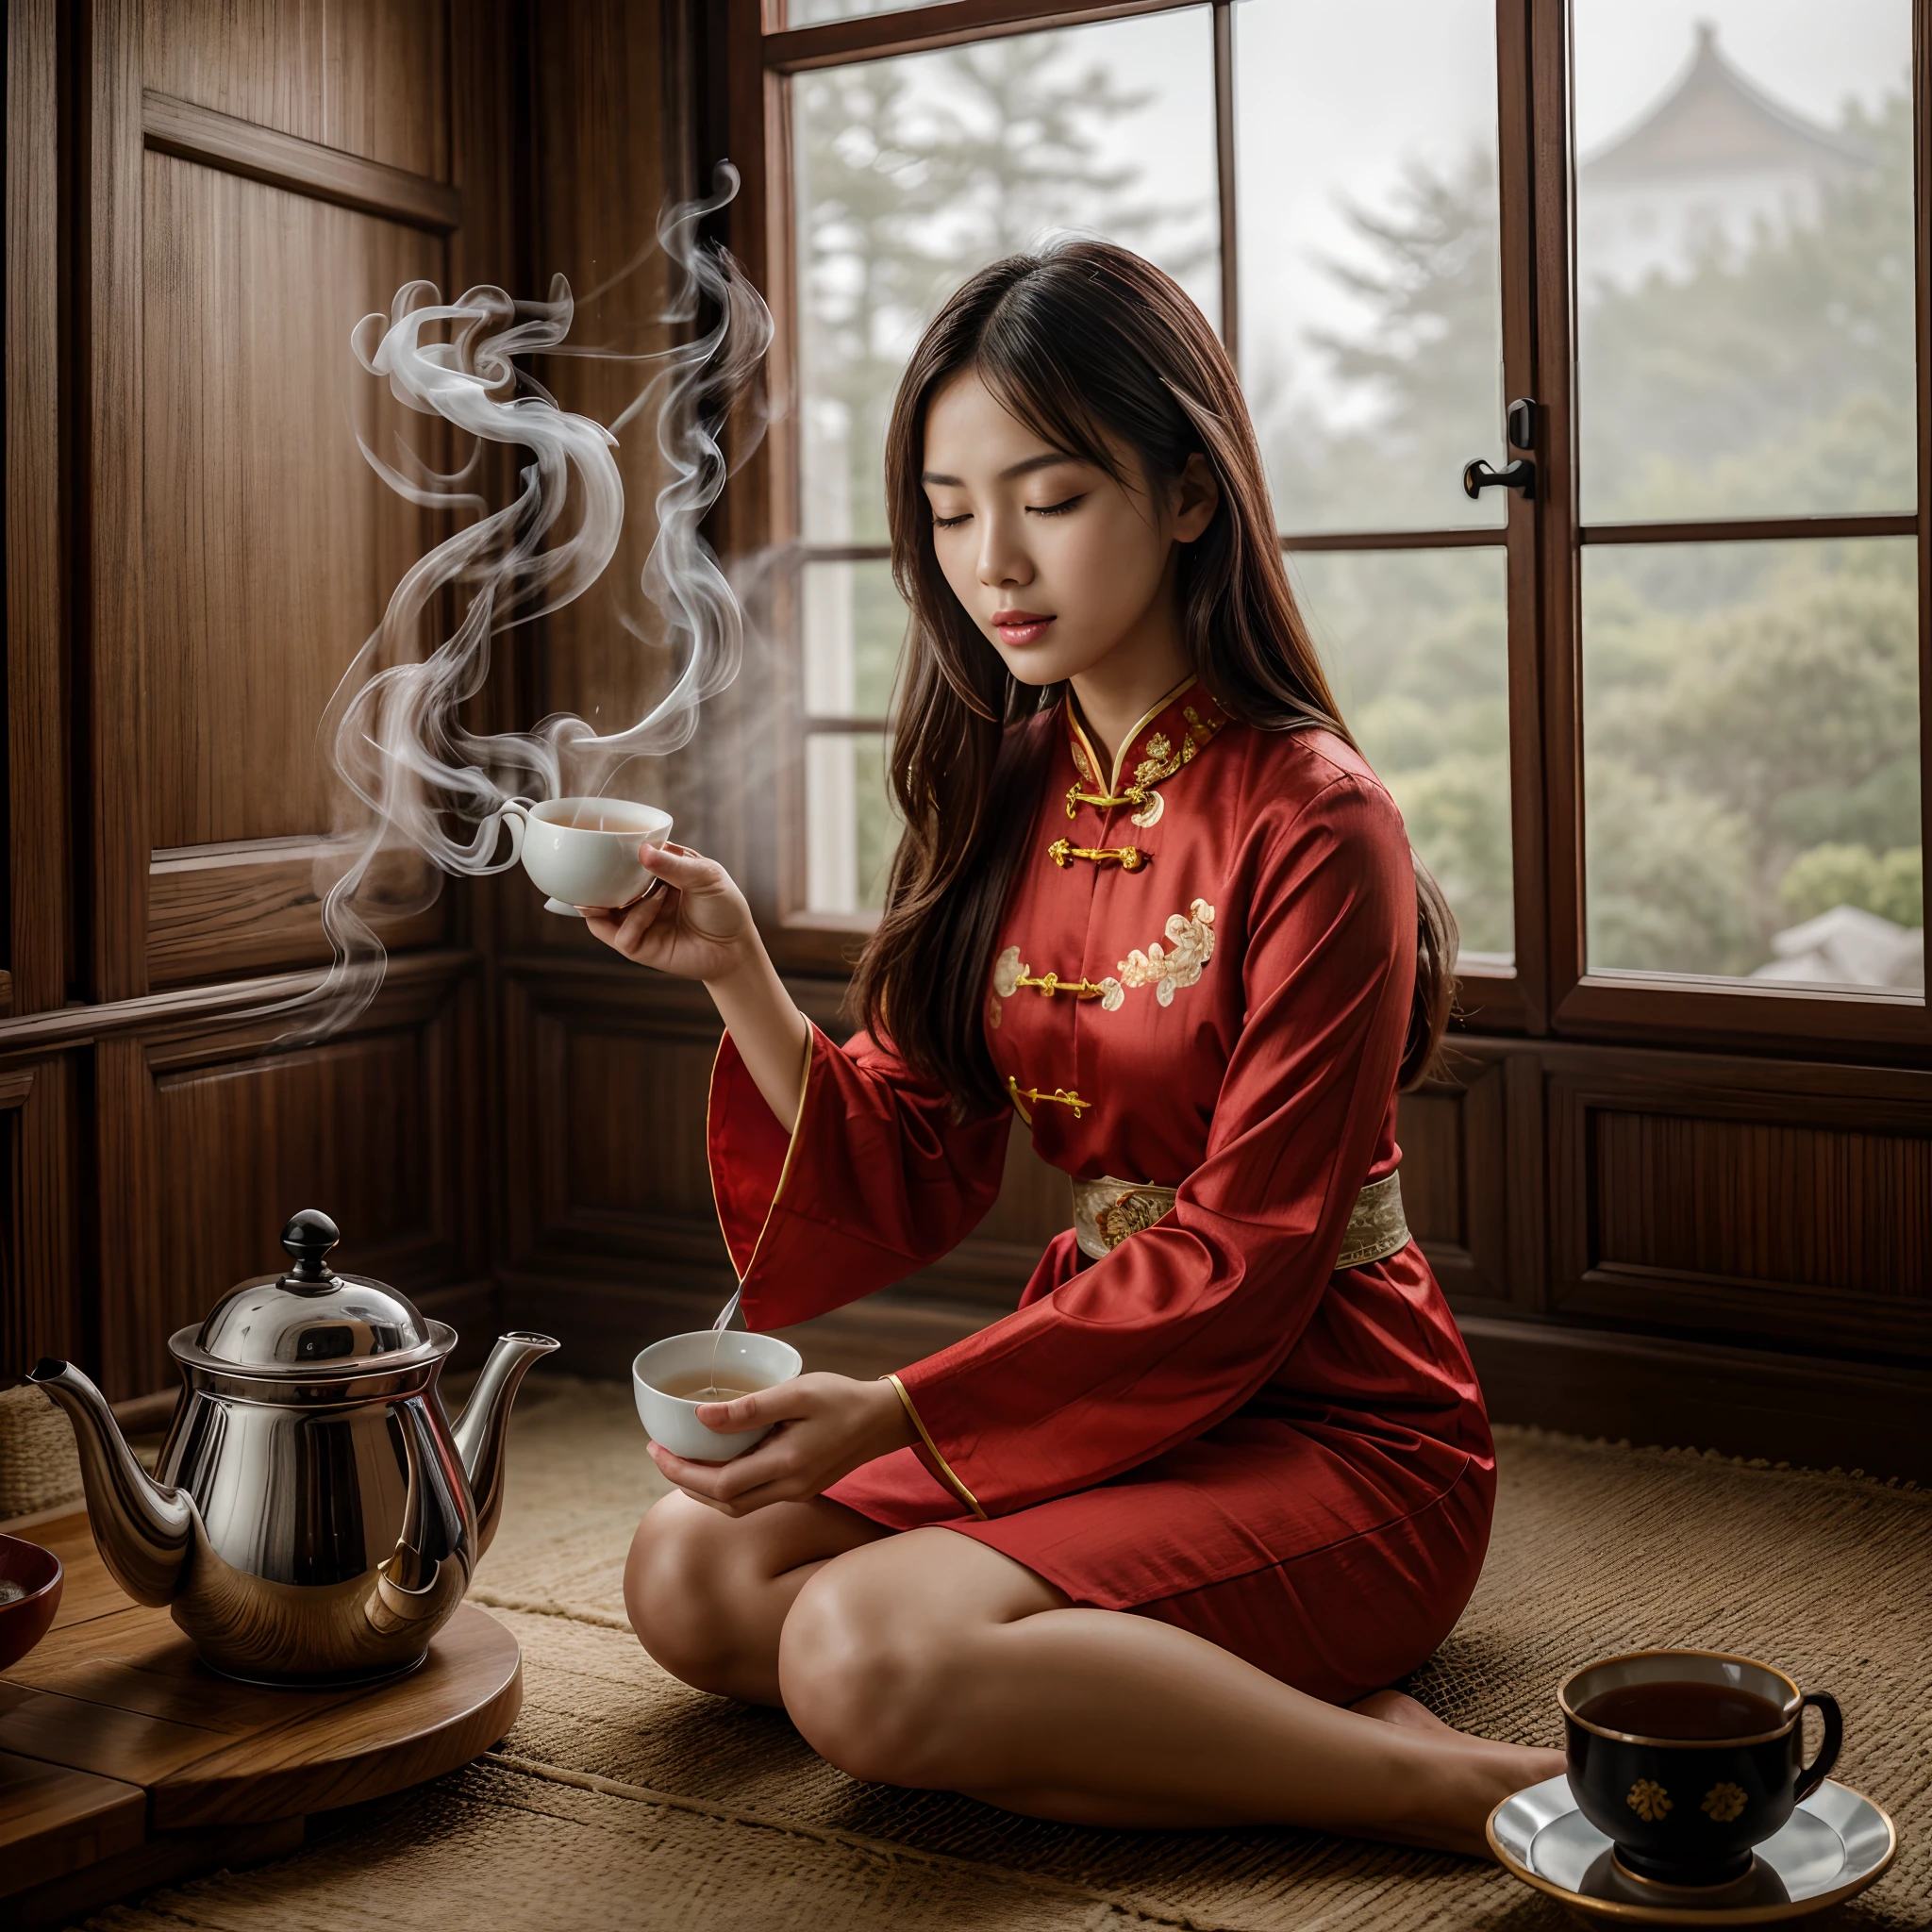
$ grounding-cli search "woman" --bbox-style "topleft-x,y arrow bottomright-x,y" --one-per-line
589,242 -> 1561,1854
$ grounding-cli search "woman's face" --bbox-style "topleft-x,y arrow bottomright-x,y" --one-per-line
920,368 -> 1216,688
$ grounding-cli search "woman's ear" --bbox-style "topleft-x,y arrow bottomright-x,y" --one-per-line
1172,452 -> 1220,543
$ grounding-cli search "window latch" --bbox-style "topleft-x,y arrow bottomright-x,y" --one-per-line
1464,395 -> 1538,499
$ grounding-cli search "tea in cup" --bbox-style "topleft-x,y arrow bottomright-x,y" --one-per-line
1561,1648 -> 1841,1890
632,1330 -> 802,1461
496,795 -> 673,916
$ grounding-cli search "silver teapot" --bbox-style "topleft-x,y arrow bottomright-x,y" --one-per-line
30,1209 -> 558,1686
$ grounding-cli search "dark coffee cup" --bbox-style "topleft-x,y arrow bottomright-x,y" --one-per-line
1560,1649 -> 1841,1890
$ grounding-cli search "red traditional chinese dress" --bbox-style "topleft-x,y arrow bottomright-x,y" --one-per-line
708,676 -> 1493,1703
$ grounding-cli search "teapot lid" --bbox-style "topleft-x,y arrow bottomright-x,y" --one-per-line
190,1210 -> 436,1371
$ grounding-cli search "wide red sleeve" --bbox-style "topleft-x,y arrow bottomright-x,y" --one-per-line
892,773 -> 1416,1519
708,1022 -> 1011,1329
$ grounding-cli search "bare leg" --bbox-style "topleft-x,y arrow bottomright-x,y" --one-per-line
624,1491 -> 889,1705
776,1527 -> 1562,1856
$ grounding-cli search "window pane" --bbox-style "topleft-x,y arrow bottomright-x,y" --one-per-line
794,9 -> 1219,547
802,558 -> 906,720
805,731 -> 896,916
1574,2 -> 1916,522
1582,537 -> 1922,987
1288,547 -> 1513,960
1234,0 -> 1506,535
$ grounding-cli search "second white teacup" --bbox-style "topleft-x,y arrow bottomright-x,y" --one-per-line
498,794 -> 673,916
632,1330 -> 803,1462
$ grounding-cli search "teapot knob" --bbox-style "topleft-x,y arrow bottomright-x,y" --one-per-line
281,1208 -> 341,1284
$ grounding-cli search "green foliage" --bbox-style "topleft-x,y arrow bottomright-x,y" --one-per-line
1779,842 -> 1924,928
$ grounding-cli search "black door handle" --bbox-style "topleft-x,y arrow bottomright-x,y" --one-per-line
1462,456 -> 1536,500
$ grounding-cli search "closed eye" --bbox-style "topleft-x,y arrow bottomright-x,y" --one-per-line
1028,494 -> 1085,517
932,509 -> 971,529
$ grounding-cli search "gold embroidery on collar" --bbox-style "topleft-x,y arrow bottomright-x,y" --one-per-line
1063,683 -> 1224,838
1117,899 -> 1217,1007
1007,1075 -> 1091,1124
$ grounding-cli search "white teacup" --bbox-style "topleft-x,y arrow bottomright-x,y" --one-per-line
497,795 -> 673,917
632,1330 -> 803,1462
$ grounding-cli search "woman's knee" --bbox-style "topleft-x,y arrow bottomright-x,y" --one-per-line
624,1494 -> 756,1692
778,1550 -> 969,1787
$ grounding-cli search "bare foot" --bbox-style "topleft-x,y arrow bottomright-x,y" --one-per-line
1351,1688 -> 1457,1735
1351,1694 -> 1567,1859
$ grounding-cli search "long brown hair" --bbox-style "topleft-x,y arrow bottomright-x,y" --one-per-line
851,241 -> 1457,1112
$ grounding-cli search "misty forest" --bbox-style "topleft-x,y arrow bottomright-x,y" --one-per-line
797,42 -> 1920,978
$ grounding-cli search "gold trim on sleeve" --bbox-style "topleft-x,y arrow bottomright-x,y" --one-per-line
706,1017 -> 816,1291
886,1374 -> 987,1520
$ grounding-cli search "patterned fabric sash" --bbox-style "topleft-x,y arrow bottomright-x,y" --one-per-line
1071,1169 -> 1410,1270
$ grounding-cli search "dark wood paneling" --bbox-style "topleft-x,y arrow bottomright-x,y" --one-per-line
4,0 -> 67,1017
142,157 -> 440,853
142,90 -> 462,232
1460,1314 -> 1932,1483
0,1059 -> 81,1374
142,0 -> 451,178
1548,1049 -> 1932,1357
1399,1044 -> 1514,1308
146,841 -> 444,989
93,956 -> 483,1399
83,0 -> 153,1003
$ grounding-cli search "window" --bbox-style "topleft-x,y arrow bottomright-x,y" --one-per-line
731,0 -> 1929,1049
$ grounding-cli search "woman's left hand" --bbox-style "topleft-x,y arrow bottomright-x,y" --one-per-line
649,1373 -> 918,1515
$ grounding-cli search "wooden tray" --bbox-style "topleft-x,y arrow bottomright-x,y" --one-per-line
0,1510 -> 521,1926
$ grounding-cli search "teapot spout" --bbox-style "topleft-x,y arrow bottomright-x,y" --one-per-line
451,1331 -> 559,1560
27,1359 -> 194,1606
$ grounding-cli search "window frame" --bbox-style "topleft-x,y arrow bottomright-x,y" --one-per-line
720,0 -> 1932,1062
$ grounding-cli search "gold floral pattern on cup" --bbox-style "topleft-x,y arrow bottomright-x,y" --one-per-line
1626,1779 -> 1674,1823
1702,1781 -> 1749,1823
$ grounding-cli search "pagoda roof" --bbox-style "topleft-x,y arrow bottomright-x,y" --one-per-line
1581,22 -> 1871,184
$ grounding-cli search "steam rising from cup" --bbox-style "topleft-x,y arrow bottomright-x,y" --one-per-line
275,165 -> 772,1036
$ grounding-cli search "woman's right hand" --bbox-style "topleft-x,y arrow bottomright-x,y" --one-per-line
584,842 -> 757,985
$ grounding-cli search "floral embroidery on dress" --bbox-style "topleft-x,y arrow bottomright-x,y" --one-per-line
1117,900 -> 1216,1008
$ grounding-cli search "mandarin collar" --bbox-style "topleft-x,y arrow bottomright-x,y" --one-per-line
1065,676 -> 1230,798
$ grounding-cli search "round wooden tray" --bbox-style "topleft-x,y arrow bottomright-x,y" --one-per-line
1,1511 -> 522,1917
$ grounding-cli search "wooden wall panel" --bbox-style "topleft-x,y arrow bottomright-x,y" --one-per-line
142,156 -> 441,851
4,0 -> 67,1017
93,956 -> 485,1400
0,1058 -> 82,1371
142,0 -> 451,178
1547,1051 -> 1932,1357
1397,1045 -> 1515,1308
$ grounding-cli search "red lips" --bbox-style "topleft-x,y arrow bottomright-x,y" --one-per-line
993,609 -> 1056,646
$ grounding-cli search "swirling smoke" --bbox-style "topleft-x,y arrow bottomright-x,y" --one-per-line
281,164 -> 771,1035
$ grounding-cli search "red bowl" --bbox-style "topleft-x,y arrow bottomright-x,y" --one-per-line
0,1532 -> 63,1672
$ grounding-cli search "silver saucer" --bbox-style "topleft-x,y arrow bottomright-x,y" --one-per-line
1488,1775 -> 1896,1926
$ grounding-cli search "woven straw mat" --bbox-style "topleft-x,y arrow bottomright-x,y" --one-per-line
0,1382 -> 83,1520
81,1375 -> 1930,1932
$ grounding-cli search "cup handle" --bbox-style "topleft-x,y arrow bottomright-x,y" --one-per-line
1794,1690 -> 1842,1802
494,796 -> 532,865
